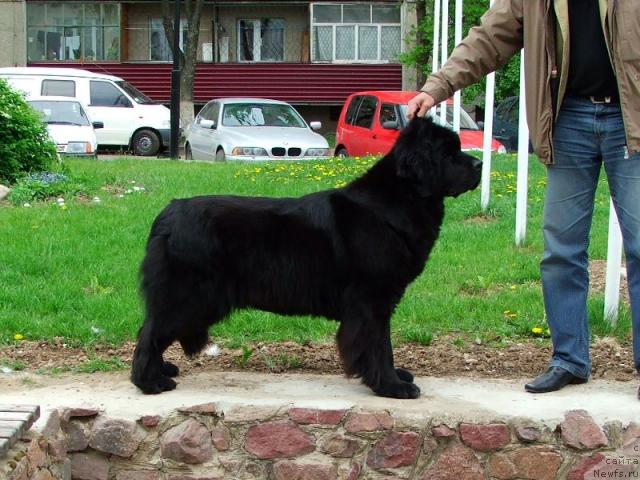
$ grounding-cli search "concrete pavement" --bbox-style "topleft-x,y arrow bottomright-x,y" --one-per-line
1,371 -> 638,430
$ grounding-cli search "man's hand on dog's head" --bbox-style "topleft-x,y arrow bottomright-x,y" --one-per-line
407,92 -> 436,120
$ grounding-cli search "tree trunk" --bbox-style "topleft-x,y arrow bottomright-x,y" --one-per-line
161,0 -> 205,125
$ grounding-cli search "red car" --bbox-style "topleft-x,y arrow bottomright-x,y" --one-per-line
335,90 -> 506,157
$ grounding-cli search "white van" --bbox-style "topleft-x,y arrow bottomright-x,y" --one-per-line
27,96 -> 101,158
0,67 -> 171,156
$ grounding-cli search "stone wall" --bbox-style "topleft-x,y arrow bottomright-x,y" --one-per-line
3,404 -> 640,479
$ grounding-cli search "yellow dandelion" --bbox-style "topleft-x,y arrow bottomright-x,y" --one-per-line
14,333 -> 24,341
531,327 -> 543,335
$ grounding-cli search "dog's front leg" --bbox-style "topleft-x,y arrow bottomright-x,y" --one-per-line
337,303 -> 420,399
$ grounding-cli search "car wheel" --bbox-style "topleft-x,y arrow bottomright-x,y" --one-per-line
215,148 -> 226,162
132,129 -> 161,156
335,147 -> 348,158
185,143 -> 193,160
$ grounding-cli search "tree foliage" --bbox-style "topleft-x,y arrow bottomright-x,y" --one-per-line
0,79 -> 57,184
401,0 -> 520,105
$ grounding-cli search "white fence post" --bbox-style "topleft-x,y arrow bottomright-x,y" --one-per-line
604,199 -> 623,325
452,0 -> 463,133
515,52 -> 529,246
480,0 -> 495,211
439,0 -> 449,125
432,0 -> 441,74
480,71 -> 495,211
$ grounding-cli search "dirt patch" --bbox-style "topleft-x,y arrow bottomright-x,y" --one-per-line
589,259 -> 630,305
1,335 -> 635,383
0,261 -> 632,383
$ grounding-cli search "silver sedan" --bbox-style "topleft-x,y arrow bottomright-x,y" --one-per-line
184,98 -> 331,162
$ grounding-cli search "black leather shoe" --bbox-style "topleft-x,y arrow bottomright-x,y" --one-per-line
524,367 -> 588,393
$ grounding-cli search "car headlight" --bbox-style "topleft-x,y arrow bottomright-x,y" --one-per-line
66,142 -> 93,154
305,148 -> 330,157
231,147 -> 268,156
497,145 -> 507,154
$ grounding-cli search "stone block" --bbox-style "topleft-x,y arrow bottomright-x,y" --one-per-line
560,410 -> 608,450
419,442 -> 483,480
288,408 -> 347,425
367,431 -> 420,470
244,420 -> 315,459
89,417 -> 145,458
273,461 -> 338,480
70,452 -> 110,480
160,419 -> 214,464
460,423 -> 510,451
344,412 -> 394,433
488,446 -> 562,480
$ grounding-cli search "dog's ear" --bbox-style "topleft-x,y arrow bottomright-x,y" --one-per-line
394,118 -> 436,196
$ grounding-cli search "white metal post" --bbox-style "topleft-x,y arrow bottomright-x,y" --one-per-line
452,0 -> 463,133
604,199 -> 623,325
515,52 -> 529,246
432,0 -> 441,74
480,71 -> 496,211
480,0 -> 496,211
439,0 -> 449,125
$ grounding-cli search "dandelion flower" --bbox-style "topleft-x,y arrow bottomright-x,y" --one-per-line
531,327 -> 543,335
14,333 -> 24,341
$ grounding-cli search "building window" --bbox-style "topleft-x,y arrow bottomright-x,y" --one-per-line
149,18 -> 188,61
27,3 -> 120,62
238,19 -> 285,62
311,3 -> 401,63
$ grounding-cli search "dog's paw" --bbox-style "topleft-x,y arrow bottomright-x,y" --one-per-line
136,376 -> 177,395
375,381 -> 421,399
395,368 -> 414,383
162,361 -> 180,377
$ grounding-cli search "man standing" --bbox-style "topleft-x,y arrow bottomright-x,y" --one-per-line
408,0 -> 640,394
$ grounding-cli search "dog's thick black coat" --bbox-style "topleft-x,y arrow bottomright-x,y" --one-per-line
131,117 -> 482,399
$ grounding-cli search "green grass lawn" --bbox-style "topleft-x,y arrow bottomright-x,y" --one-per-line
0,154 -> 631,349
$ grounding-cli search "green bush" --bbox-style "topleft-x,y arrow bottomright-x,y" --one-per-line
0,79 -> 58,184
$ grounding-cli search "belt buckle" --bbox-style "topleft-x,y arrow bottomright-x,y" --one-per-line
590,95 -> 612,104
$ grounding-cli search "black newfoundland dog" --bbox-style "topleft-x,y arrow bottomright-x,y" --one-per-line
131,117 -> 481,399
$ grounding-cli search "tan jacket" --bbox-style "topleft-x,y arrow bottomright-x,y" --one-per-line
421,0 -> 640,164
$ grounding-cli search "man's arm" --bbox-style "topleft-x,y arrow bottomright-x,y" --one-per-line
409,0 -> 524,118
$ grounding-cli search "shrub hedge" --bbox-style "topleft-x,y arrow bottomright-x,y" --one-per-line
0,79 -> 57,184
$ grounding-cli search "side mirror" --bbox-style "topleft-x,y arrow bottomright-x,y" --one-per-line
309,121 -> 322,131
200,119 -> 216,129
382,120 -> 399,130
92,121 -> 104,129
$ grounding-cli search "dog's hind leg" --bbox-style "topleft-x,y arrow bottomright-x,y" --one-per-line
337,302 -> 420,399
131,319 -> 178,394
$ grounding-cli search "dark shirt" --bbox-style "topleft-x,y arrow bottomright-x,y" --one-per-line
566,0 -> 618,99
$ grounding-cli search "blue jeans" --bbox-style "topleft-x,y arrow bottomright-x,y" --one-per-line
542,96 -> 640,379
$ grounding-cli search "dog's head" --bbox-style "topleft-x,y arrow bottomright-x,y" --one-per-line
392,116 -> 482,198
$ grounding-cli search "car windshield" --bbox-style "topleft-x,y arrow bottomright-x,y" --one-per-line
29,100 -> 90,126
222,103 -> 306,128
116,81 -> 155,104
399,104 -> 479,130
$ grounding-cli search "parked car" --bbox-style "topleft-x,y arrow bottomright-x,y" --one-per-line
335,91 -> 506,158
27,96 -> 102,157
0,67 -> 171,156
184,98 -> 331,161
492,96 -> 533,152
